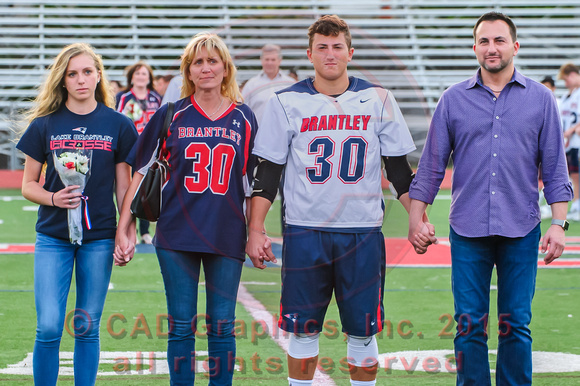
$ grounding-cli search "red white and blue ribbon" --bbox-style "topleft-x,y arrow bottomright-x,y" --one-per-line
81,195 -> 92,230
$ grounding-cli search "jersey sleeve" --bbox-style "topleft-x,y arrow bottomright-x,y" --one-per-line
16,119 -> 47,163
244,107 -> 259,195
378,90 -> 416,157
252,93 -> 292,164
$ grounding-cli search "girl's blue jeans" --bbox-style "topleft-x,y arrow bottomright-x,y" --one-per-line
33,233 -> 114,386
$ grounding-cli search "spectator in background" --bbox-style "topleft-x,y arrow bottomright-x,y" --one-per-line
288,66 -> 299,81
541,75 -> 556,93
153,74 -> 174,98
241,44 -> 295,122
557,63 -> 580,221
110,80 -> 123,97
116,61 -> 162,244
161,74 -> 182,105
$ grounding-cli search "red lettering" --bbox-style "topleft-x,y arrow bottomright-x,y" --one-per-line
337,115 -> 346,130
401,356 -> 419,372
345,115 -> 353,130
300,118 -> 310,132
328,115 -> 338,130
352,115 -> 360,130
384,356 -> 397,373
318,115 -> 328,131
361,115 -> 371,130
422,357 -> 441,373
309,116 -> 319,131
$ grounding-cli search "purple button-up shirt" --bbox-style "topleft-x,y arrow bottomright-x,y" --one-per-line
410,69 -> 573,238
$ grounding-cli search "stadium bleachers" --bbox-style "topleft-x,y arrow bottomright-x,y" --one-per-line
2,0 -> 580,167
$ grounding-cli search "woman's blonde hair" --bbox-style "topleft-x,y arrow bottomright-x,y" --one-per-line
180,32 -> 242,103
25,42 -> 114,124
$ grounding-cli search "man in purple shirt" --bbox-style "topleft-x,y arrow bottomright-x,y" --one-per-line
408,12 -> 572,386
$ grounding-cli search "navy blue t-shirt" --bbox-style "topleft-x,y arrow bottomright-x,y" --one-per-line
17,103 -> 138,241
128,96 -> 257,259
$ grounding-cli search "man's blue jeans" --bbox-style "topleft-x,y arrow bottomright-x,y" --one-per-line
450,224 -> 540,386
156,248 -> 243,386
33,233 -> 114,386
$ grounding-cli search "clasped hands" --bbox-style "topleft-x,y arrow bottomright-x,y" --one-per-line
246,227 -> 277,270
408,221 -> 438,254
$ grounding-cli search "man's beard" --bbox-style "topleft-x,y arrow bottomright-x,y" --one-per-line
481,56 -> 511,73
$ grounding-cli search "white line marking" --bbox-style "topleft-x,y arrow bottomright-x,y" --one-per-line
378,350 -> 580,373
0,351 -> 224,376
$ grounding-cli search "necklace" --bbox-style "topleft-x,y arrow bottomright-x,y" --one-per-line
194,95 -> 224,118
490,88 -> 503,93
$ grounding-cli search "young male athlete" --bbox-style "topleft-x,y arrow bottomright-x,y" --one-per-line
246,14 -> 435,386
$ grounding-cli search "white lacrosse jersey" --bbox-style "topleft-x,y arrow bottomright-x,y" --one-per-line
559,87 -> 580,150
253,77 -> 416,229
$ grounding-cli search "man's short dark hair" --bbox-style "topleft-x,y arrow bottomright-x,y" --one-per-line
540,76 -> 555,87
308,15 -> 351,50
473,12 -> 517,43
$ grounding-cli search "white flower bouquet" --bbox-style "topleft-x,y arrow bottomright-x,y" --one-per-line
53,149 -> 92,245
122,99 -> 143,122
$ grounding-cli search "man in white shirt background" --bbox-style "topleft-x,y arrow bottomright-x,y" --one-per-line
242,44 -> 296,122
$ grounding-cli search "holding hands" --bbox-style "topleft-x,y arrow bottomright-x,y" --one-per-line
407,198 -> 438,254
113,220 -> 137,266
245,228 -> 277,269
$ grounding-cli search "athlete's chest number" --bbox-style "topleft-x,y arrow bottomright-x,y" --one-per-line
184,143 -> 236,195
306,136 -> 368,184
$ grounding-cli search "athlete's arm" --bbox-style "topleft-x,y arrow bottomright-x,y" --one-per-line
382,155 -> 414,199
246,158 -> 283,269
382,155 -> 437,252
252,158 -> 284,202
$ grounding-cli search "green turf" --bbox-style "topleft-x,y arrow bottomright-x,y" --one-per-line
1,188 -> 580,384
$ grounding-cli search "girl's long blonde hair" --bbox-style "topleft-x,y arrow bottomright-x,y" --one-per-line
180,32 -> 242,103
25,42 -> 114,124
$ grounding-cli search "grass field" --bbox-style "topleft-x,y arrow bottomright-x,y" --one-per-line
1,188 -> 579,385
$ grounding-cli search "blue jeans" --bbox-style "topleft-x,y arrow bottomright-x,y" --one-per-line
33,233 -> 114,386
156,248 -> 243,386
449,225 -> 540,386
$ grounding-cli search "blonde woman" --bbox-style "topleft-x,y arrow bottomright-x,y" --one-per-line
114,32 -> 258,385
16,43 -> 137,385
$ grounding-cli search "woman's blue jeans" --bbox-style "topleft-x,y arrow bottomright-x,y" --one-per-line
449,224 -> 540,386
33,233 -> 114,386
156,248 -> 243,386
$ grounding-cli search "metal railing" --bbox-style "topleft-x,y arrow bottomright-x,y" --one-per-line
2,0 -> 580,167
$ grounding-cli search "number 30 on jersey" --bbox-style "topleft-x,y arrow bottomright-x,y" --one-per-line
306,136 -> 368,184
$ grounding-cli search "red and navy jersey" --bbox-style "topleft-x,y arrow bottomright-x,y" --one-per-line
128,96 -> 257,259
116,89 -> 162,134
16,104 -> 138,241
